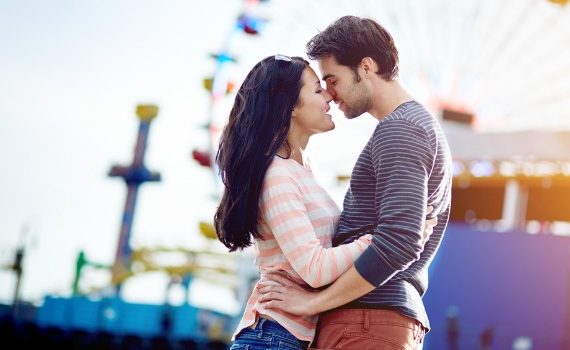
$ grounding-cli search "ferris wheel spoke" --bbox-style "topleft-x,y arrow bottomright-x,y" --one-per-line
485,42 -> 570,111
473,16 -> 568,110
468,0 -> 538,103
467,0 -> 512,77
502,74 -> 570,114
438,0 -> 503,108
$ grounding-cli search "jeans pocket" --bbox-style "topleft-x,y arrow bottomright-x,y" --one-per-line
229,344 -> 250,350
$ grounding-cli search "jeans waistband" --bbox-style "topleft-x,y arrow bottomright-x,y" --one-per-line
252,318 -> 296,338
243,317 -> 309,346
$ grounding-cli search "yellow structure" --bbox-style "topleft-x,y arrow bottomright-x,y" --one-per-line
136,104 -> 159,122
199,221 -> 218,240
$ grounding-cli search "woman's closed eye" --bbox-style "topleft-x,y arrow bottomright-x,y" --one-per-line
315,84 -> 327,94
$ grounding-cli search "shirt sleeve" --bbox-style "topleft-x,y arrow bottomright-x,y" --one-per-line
260,166 -> 372,288
354,119 -> 435,287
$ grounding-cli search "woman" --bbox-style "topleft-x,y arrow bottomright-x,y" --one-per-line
214,54 -> 372,349
214,55 -> 431,349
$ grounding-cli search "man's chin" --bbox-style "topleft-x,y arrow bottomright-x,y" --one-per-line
343,111 -> 360,119
343,107 -> 368,119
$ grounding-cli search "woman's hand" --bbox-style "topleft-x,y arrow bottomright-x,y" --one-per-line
258,273 -> 320,316
423,206 -> 438,244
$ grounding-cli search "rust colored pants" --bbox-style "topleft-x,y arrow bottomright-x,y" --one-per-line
309,309 -> 425,350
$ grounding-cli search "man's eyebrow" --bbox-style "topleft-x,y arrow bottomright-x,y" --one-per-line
321,73 -> 335,81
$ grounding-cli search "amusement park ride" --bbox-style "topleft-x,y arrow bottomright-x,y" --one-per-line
71,105 -> 248,299
33,104 -> 251,345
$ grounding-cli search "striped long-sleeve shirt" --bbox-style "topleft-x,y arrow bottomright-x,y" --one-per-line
334,100 -> 452,331
233,156 -> 372,342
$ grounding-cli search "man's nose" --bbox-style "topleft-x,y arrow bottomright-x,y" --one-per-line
323,89 -> 333,103
325,86 -> 336,101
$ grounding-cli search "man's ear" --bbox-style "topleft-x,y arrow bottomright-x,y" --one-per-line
360,57 -> 377,75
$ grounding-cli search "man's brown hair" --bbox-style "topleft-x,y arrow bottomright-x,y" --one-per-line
306,15 -> 399,81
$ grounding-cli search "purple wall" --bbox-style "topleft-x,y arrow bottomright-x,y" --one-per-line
424,223 -> 570,349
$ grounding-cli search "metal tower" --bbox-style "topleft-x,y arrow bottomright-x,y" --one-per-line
109,104 -> 161,291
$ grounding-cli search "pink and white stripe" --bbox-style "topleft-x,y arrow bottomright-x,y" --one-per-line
233,157 -> 371,342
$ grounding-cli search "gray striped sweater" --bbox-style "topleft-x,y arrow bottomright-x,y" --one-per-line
333,100 -> 452,331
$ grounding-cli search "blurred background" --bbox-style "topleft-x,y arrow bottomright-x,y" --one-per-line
1,0 -> 569,349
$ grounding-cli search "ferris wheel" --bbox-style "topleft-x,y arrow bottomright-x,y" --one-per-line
243,0 -> 570,133
195,0 -> 570,204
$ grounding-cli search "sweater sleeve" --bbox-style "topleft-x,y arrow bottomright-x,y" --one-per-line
260,165 -> 371,288
354,119 -> 435,287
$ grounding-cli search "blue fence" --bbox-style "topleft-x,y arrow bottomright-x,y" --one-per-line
36,296 -> 234,343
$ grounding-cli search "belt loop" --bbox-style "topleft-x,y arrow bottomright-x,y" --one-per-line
257,317 -> 266,338
363,310 -> 370,333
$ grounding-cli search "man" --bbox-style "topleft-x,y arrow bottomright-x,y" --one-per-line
259,16 -> 452,349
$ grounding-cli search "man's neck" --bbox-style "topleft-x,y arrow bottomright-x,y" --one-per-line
368,79 -> 413,122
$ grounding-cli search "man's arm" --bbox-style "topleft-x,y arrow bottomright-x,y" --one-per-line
259,266 -> 372,316
260,215 -> 437,316
353,119 -> 435,287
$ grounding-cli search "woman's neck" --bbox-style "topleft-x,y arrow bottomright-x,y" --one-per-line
277,136 -> 310,167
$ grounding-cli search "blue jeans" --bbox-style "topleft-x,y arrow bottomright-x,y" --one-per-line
230,317 -> 310,350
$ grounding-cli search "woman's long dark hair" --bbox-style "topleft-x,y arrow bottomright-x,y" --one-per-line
214,55 -> 308,251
